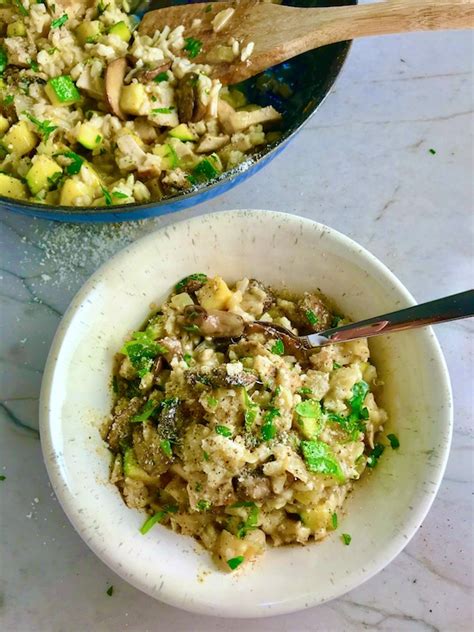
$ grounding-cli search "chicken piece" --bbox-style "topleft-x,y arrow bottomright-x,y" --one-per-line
195,133 -> 230,154
218,99 -> 281,134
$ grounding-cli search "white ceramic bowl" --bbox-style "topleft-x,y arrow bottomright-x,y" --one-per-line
40,210 -> 452,618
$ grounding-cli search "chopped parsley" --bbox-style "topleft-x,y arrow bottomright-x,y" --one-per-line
207,396 -> 218,407
184,37 -> 203,59
0,48 -> 7,76
227,555 -> 244,570
215,425 -> 232,438
271,339 -> 285,355
112,190 -> 128,200
295,400 -> 321,419
106,586 -> 114,596
205,3 -> 213,11
195,482 -> 202,492
261,407 -> 280,441
51,14 -> 68,29
2,95 -> 14,106
97,0 -> 109,15
153,72 -> 169,83
131,399 -> 160,422
13,0 -> 29,16
333,361 -> 342,369
305,309 -> 318,326
183,353 -> 193,366
29,59 -> 39,72
0,475 -> 5,481
160,439 -> 173,458
429,148 -> 436,155
175,273 -> 207,293
197,499 -> 211,511
230,501 -> 256,508
298,387 -> 312,396
331,512 -> 338,529
140,505 -> 178,534
60,151 -> 84,175
327,381 -> 369,440
387,433 -> 400,449
152,107 -> 174,114
342,533 -> 352,546
23,112 -> 57,141
331,315 -> 343,328
236,503 -> 259,538
202,450 -> 210,461
100,185 -> 112,206
120,331 -> 167,377
367,443 -> 385,468
301,439 -> 345,482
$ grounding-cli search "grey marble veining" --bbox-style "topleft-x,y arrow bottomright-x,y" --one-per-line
0,28 -> 473,632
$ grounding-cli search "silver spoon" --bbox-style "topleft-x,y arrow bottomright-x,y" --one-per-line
247,290 -> 474,355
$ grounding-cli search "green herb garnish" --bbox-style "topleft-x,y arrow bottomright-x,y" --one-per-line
140,505 -> 178,534
207,396 -> 218,407
342,533 -> 351,545
301,439 -> 345,482
131,399 -> 160,422
153,72 -> 169,83
305,309 -> 318,326
429,148 -> 436,155
120,331 -> 167,377
100,185 -> 112,206
106,586 -> 113,596
203,450 -> 210,461
112,190 -> 128,200
387,433 -> 400,449
61,151 -> 84,175
298,387 -> 312,396
152,107 -> 174,114
23,112 -> 58,141
13,0 -> 29,15
192,157 -> 220,181
2,95 -> 14,106
0,48 -> 7,76
215,425 -> 232,438
333,361 -> 342,369
204,3 -> 212,11
331,512 -> 338,529
97,0 -> 109,15
175,273 -> 207,293
0,475 -> 5,481
242,388 -> 259,431
184,37 -> 203,59
236,504 -> 259,538
160,439 -> 173,458
51,13 -> 68,28
367,443 -> 385,468
327,381 -> 369,440
29,59 -> 39,72
271,339 -> 285,355
227,556 -> 244,570
331,315 -> 343,328
197,499 -> 210,511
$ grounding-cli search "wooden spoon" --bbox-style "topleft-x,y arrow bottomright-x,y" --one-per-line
139,0 -> 474,84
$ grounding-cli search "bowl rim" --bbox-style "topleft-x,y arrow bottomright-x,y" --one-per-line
39,209 -> 453,617
0,30 -> 354,219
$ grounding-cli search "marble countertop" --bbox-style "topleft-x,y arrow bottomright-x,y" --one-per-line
1,27 -> 472,632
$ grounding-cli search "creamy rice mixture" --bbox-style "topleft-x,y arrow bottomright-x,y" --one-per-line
103,274 -> 389,572
0,0 -> 281,206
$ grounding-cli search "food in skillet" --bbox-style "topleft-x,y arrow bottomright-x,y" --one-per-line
102,274 -> 389,572
0,0 -> 281,206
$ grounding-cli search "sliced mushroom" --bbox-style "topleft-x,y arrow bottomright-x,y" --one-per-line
159,337 -> 183,361
176,72 -> 207,123
105,57 -> 128,120
245,321 -> 308,364
181,305 -> 245,338
297,292 -> 333,332
186,366 -> 258,389
136,60 -> 171,83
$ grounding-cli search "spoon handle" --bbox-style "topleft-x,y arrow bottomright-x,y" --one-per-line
306,290 -> 474,348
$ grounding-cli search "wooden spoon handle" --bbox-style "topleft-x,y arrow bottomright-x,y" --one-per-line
305,0 -> 474,48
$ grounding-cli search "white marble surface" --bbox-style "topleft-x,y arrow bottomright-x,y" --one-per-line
0,28 -> 473,632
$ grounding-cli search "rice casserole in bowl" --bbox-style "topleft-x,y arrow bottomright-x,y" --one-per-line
0,0 -> 282,207
103,273 -> 389,572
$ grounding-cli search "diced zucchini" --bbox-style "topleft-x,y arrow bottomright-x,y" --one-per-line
75,21 -> 102,45
168,124 -> 196,142
0,115 -> 9,135
119,83 -> 146,116
79,161 -> 102,187
153,143 -> 179,170
298,416 -> 319,440
26,155 -> 62,194
59,178 -> 91,205
45,75 -> 81,106
196,276 -> 233,310
108,21 -> 131,42
170,292 -> 194,311
0,173 -> 28,199
3,121 -> 38,156
123,448 -> 157,484
220,87 -> 247,109
76,122 -> 103,150
6,21 -> 26,37
300,505 -> 332,532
